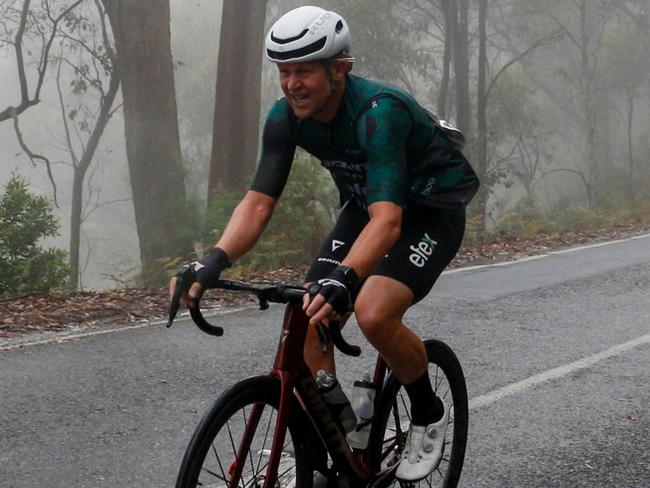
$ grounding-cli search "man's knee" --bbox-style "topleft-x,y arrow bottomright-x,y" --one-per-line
354,302 -> 384,342
354,297 -> 404,347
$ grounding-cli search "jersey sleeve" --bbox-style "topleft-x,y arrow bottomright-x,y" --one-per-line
356,97 -> 413,207
250,99 -> 297,199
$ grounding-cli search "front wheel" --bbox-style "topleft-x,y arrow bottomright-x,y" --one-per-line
369,339 -> 469,488
176,375 -> 314,488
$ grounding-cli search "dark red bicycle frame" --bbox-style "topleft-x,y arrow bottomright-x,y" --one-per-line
228,302 -> 392,488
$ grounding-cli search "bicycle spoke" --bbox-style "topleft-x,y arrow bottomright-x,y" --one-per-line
398,393 -> 411,422
210,442 -> 228,484
250,436 -> 295,482
222,419 -> 245,488
277,462 -> 297,483
199,466 -> 228,483
179,378 -> 309,488
243,405 -> 259,486
372,342 -> 468,488
254,406 -> 275,476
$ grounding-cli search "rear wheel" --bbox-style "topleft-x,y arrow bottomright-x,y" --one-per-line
369,339 -> 469,488
176,376 -> 313,488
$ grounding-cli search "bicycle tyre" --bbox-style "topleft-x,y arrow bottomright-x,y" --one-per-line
176,375 -> 314,488
368,339 -> 469,488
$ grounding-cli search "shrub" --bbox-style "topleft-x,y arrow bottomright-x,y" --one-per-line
0,174 -> 70,297
210,154 -> 339,275
161,153 -> 339,279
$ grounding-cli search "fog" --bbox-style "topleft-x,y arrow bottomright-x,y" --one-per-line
0,0 -> 224,288
1,0 -> 648,289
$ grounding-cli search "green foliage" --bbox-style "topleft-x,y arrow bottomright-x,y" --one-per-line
161,154 -> 338,279
213,154 -> 338,275
235,154 -> 338,273
0,175 -> 70,297
139,194 -> 204,287
484,197 -> 650,242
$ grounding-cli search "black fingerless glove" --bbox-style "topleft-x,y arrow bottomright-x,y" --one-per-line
187,247 -> 231,289
308,265 -> 359,315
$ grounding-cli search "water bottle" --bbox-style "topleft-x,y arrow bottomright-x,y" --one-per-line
346,372 -> 376,449
316,370 -> 357,433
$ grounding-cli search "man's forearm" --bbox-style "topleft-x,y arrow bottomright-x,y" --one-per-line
341,214 -> 401,278
215,191 -> 276,262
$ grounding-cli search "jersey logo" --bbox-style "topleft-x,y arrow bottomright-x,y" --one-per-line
332,240 -> 345,252
409,233 -> 438,268
371,100 -> 378,109
439,119 -> 460,132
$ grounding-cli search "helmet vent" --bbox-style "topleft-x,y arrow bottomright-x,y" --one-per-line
335,20 -> 343,34
267,36 -> 327,61
271,29 -> 309,45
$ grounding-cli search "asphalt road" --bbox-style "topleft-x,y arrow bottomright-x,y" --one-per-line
1,234 -> 649,487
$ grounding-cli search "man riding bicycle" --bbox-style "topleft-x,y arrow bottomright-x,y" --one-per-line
170,6 -> 478,482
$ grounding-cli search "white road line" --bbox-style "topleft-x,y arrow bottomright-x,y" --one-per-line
446,231 -> 650,274
469,332 -> 650,410
550,232 -> 650,254
0,307 -> 252,351
2,232 -> 649,351
445,254 -> 547,274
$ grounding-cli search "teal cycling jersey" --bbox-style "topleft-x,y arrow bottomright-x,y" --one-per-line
251,74 -> 479,210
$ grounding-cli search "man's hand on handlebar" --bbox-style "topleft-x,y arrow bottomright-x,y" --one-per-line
168,247 -> 231,310
168,274 -> 204,309
303,265 -> 359,326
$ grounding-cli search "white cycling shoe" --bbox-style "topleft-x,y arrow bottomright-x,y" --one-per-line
395,402 -> 450,481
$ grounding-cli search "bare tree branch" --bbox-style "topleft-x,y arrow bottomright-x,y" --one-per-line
82,198 -> 131,221
15,0 -> 32,109
10,108 -> 59,206
0,0 -> 84,122
485,29 -> 563,102
55,53 -> 79,167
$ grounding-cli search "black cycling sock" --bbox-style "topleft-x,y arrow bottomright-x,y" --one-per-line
404,372 -> 444,426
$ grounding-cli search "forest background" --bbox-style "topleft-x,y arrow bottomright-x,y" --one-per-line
1,0 -> 649,297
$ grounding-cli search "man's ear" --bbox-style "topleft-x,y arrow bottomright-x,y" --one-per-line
333,59 -> 352,81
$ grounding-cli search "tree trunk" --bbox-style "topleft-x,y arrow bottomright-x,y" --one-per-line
208,0 -> 267,205
103,0 -> 189,281
69,170 -> 83,289
68,70 -> 120,289
626,91 -> 635,202
475,0 -> 488,231
437,0 -> 452,119
450,0 -> 471,139
580,0 -> 597,207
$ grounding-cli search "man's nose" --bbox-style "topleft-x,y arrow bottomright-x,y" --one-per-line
286,74 -> 302,91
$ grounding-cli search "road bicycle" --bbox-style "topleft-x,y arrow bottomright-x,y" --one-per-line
168,272 -> 468,487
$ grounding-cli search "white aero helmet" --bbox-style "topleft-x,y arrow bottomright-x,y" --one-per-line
265,6 -> 351,63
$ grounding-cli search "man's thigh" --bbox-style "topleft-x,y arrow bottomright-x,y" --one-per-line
372,206 -> 465,304
304,203 -> 466,304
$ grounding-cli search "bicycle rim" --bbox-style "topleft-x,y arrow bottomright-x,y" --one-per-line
176,376 -> 313,488
370,339 -> 469,488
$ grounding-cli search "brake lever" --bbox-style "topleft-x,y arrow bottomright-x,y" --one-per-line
316,323 -> 330,353
167,267 -> 194,328
254,292 -> 270,310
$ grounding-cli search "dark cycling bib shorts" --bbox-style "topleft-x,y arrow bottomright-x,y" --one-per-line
305,203 -> 466,304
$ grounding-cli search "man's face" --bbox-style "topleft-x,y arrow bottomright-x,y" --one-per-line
278,61 -> 334,120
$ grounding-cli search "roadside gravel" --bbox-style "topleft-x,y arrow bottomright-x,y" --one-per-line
2,221 -> 648,340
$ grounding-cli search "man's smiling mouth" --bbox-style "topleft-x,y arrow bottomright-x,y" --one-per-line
292,94 -> 311,107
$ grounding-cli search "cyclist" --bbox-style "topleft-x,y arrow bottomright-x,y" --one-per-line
170,5 -> 478,482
